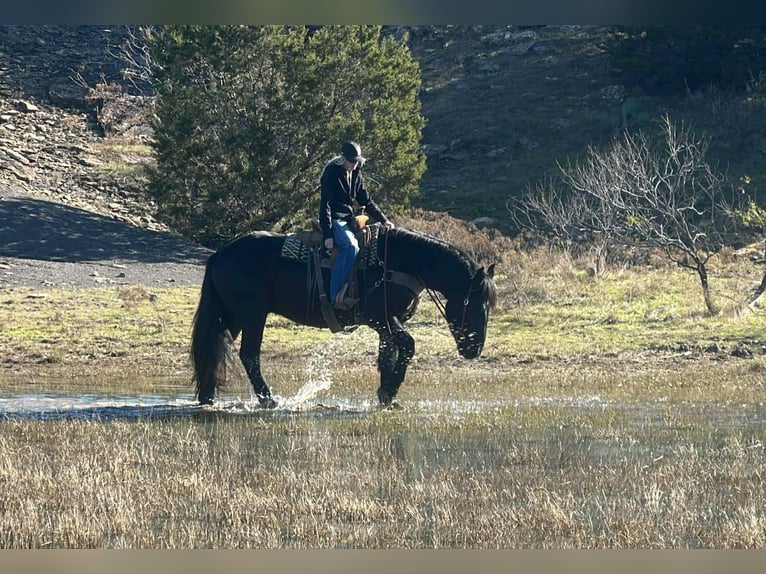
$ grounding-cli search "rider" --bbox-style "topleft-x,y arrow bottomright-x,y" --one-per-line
319,141 -> 394,310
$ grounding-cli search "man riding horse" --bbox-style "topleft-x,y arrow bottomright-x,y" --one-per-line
319,141 -> 394,310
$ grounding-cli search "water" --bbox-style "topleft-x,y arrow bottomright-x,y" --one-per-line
3,376 -> 766,486
0,366 -> 364,421
0,393 -> 199,421
3,333 -> 766,428
0,331 -> 355,420
2,384 -> 766,430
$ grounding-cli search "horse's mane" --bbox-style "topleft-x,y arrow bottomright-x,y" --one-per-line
388,227 -> 497,309
389,226 -> 475,268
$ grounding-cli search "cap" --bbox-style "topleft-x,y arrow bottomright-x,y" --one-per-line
341,141 -> 365,164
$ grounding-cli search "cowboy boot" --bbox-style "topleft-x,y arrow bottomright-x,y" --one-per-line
334,283 -> 356,310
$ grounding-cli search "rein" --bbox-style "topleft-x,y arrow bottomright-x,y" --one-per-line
379,228 -> 480,336
418,273 -> 475,335
383,229 -> 391,333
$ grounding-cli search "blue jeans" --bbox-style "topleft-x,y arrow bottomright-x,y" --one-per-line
330,219 -> 359,301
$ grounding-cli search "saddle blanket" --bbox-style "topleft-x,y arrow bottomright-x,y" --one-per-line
280,224 -> 383,270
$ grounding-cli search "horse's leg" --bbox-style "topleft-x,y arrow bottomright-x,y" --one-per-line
376,317 -> 415,406
239,318 -> 277,409
377,331 -> 398,404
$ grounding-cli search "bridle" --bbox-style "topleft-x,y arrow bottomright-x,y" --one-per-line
420,274 -> 484,337
380,228 -> 486,337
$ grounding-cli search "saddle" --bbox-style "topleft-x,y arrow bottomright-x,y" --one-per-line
295,215 -> 373,264
281,217 -> 381,270
280,219 -> 424,334
281,217 -> 380,333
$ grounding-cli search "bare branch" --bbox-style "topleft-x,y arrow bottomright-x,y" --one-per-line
510,114 -> 730,313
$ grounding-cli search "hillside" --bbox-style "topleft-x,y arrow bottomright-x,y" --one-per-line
0,26 -> 162,231
0,25 -> 762,238
411,25 -> 624,226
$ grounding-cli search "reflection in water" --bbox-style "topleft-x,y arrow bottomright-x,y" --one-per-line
2,387 -> 766,429
0,392 -> 376,421
0,393 -> 200,421
3,382 -> 766,490
0,360 -> 380,420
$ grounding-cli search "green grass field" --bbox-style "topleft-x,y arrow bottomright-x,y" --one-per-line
1,246 -> 765,548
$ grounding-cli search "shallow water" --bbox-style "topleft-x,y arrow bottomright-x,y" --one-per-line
3,376 -> 766,516
0,389 -> 365,421
2,383 -> 766,432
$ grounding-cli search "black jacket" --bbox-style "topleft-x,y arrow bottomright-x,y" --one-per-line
319,160 -> 389,241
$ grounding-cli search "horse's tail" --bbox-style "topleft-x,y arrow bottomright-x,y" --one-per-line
190,254 -> 229,404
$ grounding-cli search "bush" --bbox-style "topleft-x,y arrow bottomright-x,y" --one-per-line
396,208 -> 516,268
138,25 -> 426,247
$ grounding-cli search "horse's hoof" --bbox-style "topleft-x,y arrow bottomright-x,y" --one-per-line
378,400 -> 402,411
259,396 -> 278,409
198,396 -> 214,406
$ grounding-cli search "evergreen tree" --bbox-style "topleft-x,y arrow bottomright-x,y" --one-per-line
141,25 -> 426,246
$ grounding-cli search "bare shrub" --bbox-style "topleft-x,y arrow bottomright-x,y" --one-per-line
512,115 -> 733,315
397,208 -> 516,268
502,245 -> 587,308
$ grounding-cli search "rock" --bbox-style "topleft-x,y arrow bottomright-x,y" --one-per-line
733,247 -> 763,259
485,147 -> 507,158
15,100 -> 39,113
4,148 -> 31,165
0,159 -> 36,182
472,217 -> 497,227
600,84 -> 625,105
95,91 -> 154,137
516,137 -> 538,150
48,81 -> 90,109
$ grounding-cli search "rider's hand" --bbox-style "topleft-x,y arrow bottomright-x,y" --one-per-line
324,238 -> 334,250
383,221 -> 395,230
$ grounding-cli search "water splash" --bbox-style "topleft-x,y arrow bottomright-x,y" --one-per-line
279,335 -> 338,410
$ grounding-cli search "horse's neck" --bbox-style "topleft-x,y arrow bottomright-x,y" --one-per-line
421,263 -> 470,296
388,233 -> 470,295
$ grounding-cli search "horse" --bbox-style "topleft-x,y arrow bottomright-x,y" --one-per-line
190,224 -> 497,408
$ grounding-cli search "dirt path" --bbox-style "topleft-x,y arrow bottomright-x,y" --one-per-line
0,183 -> 210,289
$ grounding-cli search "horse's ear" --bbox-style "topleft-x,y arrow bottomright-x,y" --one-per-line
486,263 -> 496,279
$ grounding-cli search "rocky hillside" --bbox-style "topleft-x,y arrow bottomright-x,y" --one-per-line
409,25 -> 629,228
0,26 -> 162,231
0,25 -> 719,236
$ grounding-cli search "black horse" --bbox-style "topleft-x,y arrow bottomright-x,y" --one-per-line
190,225 -> 497,407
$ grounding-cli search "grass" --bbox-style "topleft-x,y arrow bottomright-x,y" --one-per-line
90,135 -> 154,175
1,406 -> 765,548
1,246 -> 765,548
0,286 -> 197,380
1,245 -> 764,400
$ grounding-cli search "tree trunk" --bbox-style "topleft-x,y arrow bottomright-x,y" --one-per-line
747,240 -> 766,308
696,262 -> 719,315
593,240 -> 609,277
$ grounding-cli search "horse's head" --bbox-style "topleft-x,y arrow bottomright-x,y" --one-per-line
446,264 -> 497,359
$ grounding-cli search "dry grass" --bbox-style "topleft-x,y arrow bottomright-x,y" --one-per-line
1,407 -> 765,548
0,286 -> 198,383
1,238 -> 766,548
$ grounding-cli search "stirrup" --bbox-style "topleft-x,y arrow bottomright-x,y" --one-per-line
334,284 -> 356,310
